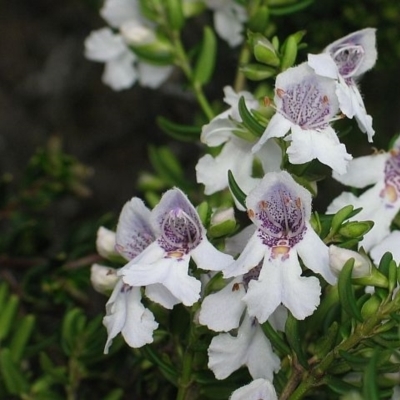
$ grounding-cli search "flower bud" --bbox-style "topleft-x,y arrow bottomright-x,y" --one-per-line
209,207 -> 236,238
329,245 -> 371,278
120,21 -> 156,46
90,264 -> 119,294
338,221 -> 373,238
249,33 -> 280,67
121,24 -> 174,65
361,294 -> 381,319
280,34 -> 298,71
96,227 -> 117,259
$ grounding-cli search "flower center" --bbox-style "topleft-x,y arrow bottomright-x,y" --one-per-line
380,150 -> 400,206
331,44 -> 365,78
159,207 -> 202,254
249,182 -> 307,258
277,78 -> 332,130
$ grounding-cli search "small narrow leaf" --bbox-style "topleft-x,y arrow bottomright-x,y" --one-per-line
194,26 -> 217,85
238,96 -> 265,137
0,348 -> 30,395
10,314 -> 35,363
157,116 -> 201,142
227,170 -> 246,209
285,313 -> 308,368
362,350 -> 380,400
269,0 -> 314,15
338,259 -> 363,322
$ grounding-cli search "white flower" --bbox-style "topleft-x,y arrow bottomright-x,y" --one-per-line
328,140 -> 400,250
204,0 -> 247,47
308,28 -> 377,141
230,378 -> 278,400
101,197 -> 178,352
329,245 -> 371,278
90,264 -> 119,294
84,0 -> 173,90
103,280 -> 158,353
120,188 -> 234,306
96,226 -> 118,259
195,86 -> 282,204
100,0 -> 142,28
370,231 -> 400,265
253,63 -> 352,175
84,28 -> 137,91
207,314 -> 280,380
223,171 -> 336,321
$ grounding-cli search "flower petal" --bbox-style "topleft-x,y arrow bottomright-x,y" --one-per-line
145,283 -> 180,309
190,237 -> 234,271
100,0 -> 140,28
103,52 -> 137,91
243,255 -> 282,323
116,197 -> 155,261
279,253 -> 321,319
332,152 -> 388,188
230,379 -> 278,400
200,117 -> 237,146
137,63 -> 173,88
370,231 -> 400,264
297,223 -> 337,284
223,233 -> 266,278
307,53 -> 338,79
252,114 -> 292,153
199,278 -> 246,331
121,252 -> 201,306
212,5 -> 246,47
208,315 -> 279,380
287,125 -> 352,174
103,282 -> 158,352
84,28 -> 127,62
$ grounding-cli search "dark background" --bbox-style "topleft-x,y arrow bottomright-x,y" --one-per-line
1,0 -> 400,226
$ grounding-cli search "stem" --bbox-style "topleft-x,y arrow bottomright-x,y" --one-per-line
283,300 -> 399,399
169,30 -> 215,121
176,309 -> 199,400
233,44 -> 251,92
176,345 -> 195,400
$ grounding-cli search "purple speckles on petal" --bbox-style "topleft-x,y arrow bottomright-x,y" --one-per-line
331,44 -> 365,78
242,263 -> 262,291
277,77 -> 331,130
380,150 -> 400,205
249,182 -> 307,257
158,207 -> 202,254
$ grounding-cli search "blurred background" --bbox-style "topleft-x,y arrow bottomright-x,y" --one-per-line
2,0 -> 400,225
1,1 -> 400,398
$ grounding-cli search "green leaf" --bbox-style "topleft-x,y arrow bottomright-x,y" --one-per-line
280,35 -> 298,70
0,348 -> 30,395
227,170 -> 246,209
238,96 -> 265,137
330,205 -> 355,234
338,259 -> 363,322
269,0 -> 314,16
165,0 -> 184,30
326,376 -> 359,395
157,116 -> 201,142
362,350 -> 380,400
0,294 -> 19,341
148,145 -> 189,189
194,26 -> 217,85
261,320 -> 290,355
141,345 -> 178,385
10,314 -> 35,363
61,308 -> 87,356
285,313 -> 308,368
